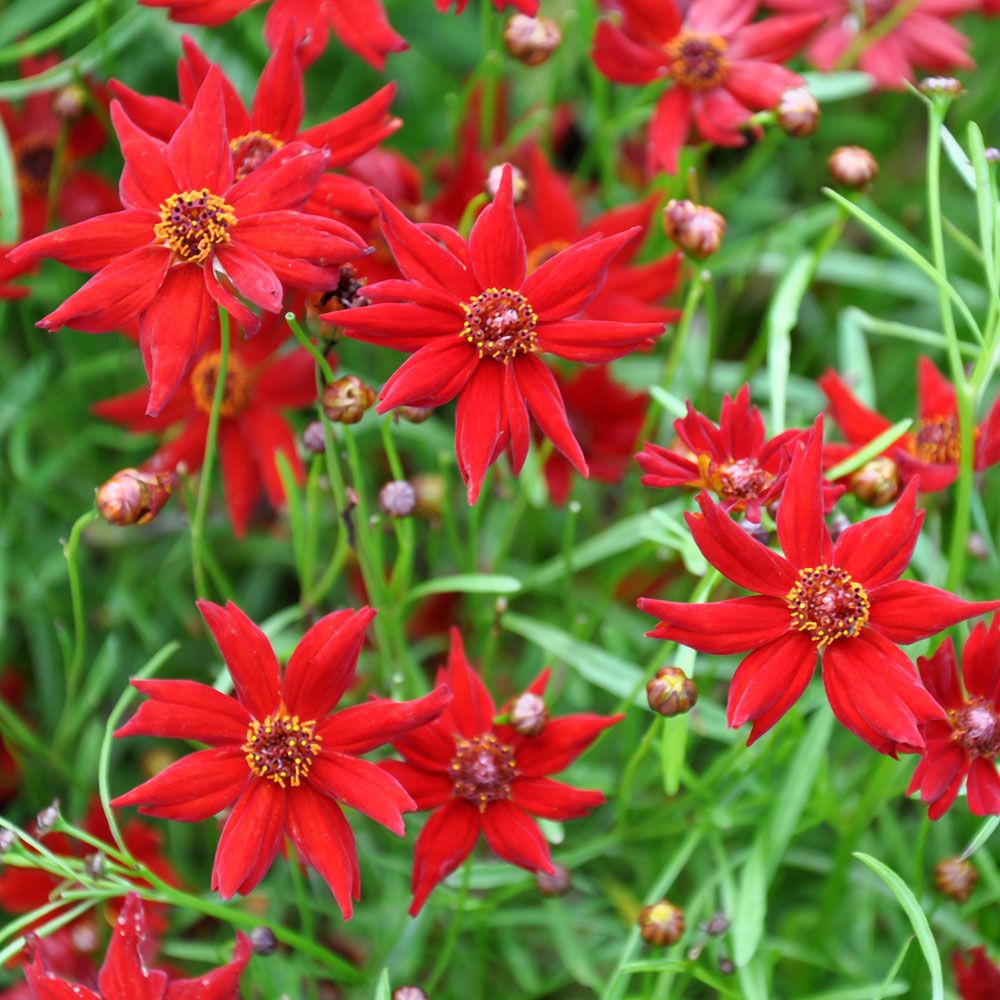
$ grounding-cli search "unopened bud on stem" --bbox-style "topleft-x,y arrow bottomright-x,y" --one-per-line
97,468 -> 174,526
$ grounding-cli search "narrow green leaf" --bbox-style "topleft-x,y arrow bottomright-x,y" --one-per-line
825,419 -> 913,479
732,838 -> 769,967
961,815 -> 999,860
407,572 -> 522,602
801,71 -> 875,102
0,114 -> 19,243
843,306 -> 976,356
939,124 -> 975,191
766,254 -> 813,432
853,852 -> 943,1000
875,937 -> 913,1000
275,451 -> 306,582
373,969 -> 392,1000
967,122 -> 998,302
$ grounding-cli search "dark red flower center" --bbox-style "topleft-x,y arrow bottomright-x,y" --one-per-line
705,456 -> 772,504
243,712 -> 321,788
664,32 -> 729,91
786,565 -> 870,648
154,189 -> 236,263
913,415 -> 961,465
952,701 -> 1000,757
13,133 -> 56,196
450,733 -> 518,811
527,239 -> 570,273
230,131 -> 284,181
460,287 -> 538,363
189,352 -> 250,417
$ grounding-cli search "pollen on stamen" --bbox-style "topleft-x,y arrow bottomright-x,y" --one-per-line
243,712 -> 321,788
786,565 -> 870,648
154,189 -> 236,264
664,32 -> 729,91
914,415 -> 962,465
229,131 -> 285,180
460,287 -> 538,364
450,733 -> 519,811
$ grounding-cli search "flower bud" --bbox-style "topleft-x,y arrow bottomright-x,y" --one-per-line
848,456 -> 899,507
487,163 -> 527,203
638,900 -> 685,947
322,375 -> 377,424
646,666 -> 697,718
828,146 -> 878,189
663,200 -> 725,258
503,14 -> 562,66
379,480 -> 417,518
777,87 -> 820,138
250,926 -> 279,955
302,421 -> 327,455
508,691 -> 549,737
702,912 -> 730,936
35,800 -> 60,835
718,957 -> 735,975
393,989 -> 429,1000
412,473 -> 445,519
535,862 -> 571,896
919,77 -> 964,98
0,829 -> 16,854
395,405 -> 433,424
96,468 -> 174,526
967,533 -> 989,561
85,852 -> 105,878
986,147 -> 1000,165
934,856 -> 978,902
53,84 -> 87,120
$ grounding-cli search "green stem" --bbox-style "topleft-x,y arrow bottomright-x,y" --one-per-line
833,0 -> 923,71
425,857 -> 474,992
190,309 -> 231,599
287,312 -> 335,382
60,508 -> 98,725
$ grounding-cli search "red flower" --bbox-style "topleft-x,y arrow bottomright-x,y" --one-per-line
1,54 -> 119,240
638,424 -> 1000,753
94,312 -> 318,537
820,357 -> 1000,492
636,384 -> 828,522
953,947 -> 1000,1000
139,0 -> 408,70
592,0 -> 821,172
543,365 -> 649,505
379,630 -> 622,914
332,164 -> 665,503
767,0 -> 977,90
111,601 -> 450,916
23,892 -> 250,1000
907,617 -> 1000,818
0,251 -> 33,300
7,68 -> 367,416
109,33 -> 400,221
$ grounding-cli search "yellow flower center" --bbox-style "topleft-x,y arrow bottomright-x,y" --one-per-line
664,32 -> 729,91
229,131 -> 285,181
913,415 -> 962,465
189,352 -> 250,418
786,565 -> 870,648
460,287 -> 538,363
154,189 -> 236,263
243,712 -> 321,788
526,239 -> 570,273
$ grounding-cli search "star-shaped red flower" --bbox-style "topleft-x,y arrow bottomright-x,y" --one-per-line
380,629 -> 622,914
7,68 -> 367,416
953,947 -> 1000,1000
112,601 -> 450,916
907,616 -> 1000,818
639,423 -> 1000,753
332,164 -> 665,503
592,0 -> 822,172
23,892 -> 250,1000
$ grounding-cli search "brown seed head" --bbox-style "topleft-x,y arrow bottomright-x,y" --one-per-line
646,666 -> 697,717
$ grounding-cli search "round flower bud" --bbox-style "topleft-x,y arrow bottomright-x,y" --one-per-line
379,480 -> 417,518
508,691 -> 549,737
828,146 -> 878,189
53,84 -> 87,120
702,912 -> 730,936
503,14 -> 562,66
663,200 -> 725,258
250,926 -> 279,956
967,533 -> 989,561
35,800 -> 60,835
919,77 -> 964,98
777,87 -> 820,138
322,375 -> 377,425
535,862 -> 571,896
412,473 -> 445,519
302,421 -> 327,455
638,900 -> 685,947
392,989 -> 429,1000
97,468 -> 174,527
646,666 -> 697,718
0,829 -> 16,854
395,405 -> 433,424
718,957 -> 735,975
85,852 -> 106,878
487,163 -> 527,204
986,147 -> 1000,165
934,857 -> 978,903
849,456 -> 899,507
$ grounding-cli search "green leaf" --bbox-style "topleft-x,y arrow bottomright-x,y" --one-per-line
801,71 -> 875,102
825,419 -> 913,480
766,254 -> 814,432
962,815 -> 999,859
0,113 -> 19,243
852,852 -> 943,1000
406,572 -> 522,602
939,124 -> 975,191
731,838 -> 769,968
968,122 -> 999,302
373,969 -> 392,1000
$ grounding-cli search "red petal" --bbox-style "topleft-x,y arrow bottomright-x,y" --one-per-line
468,164 -> 526,290
536,316 -> 664,362
692,87 -> 750,147
724,61 -> 802,110
197,600 -> 282,719
504,362 -> 531,475
512,777 -> 605,820
648,86 -> 692,175
409,799 -> 481,914
8,209 -> 152,272
211,779 -> 286,898
167,66 -> 233,193
440,629 -> 496,737
514,355 -> 587,477
776,423 -> 833,569
962,617 -> 1000,702
640,594 -> 789,653
455,363 -> 506,504
112,101 -> 177,211
967,757 -> 1000,815
98,893 -> 168,1000
377,337 -> 479,411
251,26 -> 303,139
591,19 -> 666,85
226,143 -> 329,216
309,752 -> 415,835
215,243 -> 282,313
481,800 -> 554,874
233,209 -> 366,261
818,369 -> 893,445
165,933 -> 252,999
917,355 -> 958,420
336,302 -> 459,352
869,582 -> 1000,645
378,761 -> 453,810
389,718 -> 457,772
298,83 -> 400,167
115,678 -> 250,745
322,685 -> 452,754
219,420 -> 260,537
916,638 -> 963,711
728,13 -> 823,60
514,713 -> 623,778
237,405 -> 302,508
323,0 -> 407,70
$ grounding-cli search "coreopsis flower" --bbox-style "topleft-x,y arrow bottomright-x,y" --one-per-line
953,948 -> 1000,1000
767,0 -> 977,90
592,0 -> 822,172
109,33 -> 401,220
819,357 -> 1000,493
638,425 -> 1000,753
112,601 -> 450,915
379,630 -> 622,914
23,892 -> 250,999
1,54 -> 118,239
0,252 -> 33,300
94,312 -> 318,537
543,365 -> 649,505
636,384 -> 820,522
907,617 -> 1000,818
333,165 -> 665,503
7,69 -> 367,416
517,146 -> 682,325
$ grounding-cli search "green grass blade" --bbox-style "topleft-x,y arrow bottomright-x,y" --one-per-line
406,572 -> 522,602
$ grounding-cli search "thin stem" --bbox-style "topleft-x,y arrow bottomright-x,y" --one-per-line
190,308 -> 231,599
833,0 -> 922,72
425,857 -> 474,992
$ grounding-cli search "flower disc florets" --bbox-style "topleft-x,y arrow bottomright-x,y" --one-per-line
460,287 -> 538,363
664,33 -> 729,90
154,189 -> 236,263
243,712 -> 321,788
914,415 -> 961,464
189,352 -> 250,417
711,457 -> 772,504
450,733 -> 518,810
14,133 -> 55,195
786,565 -> 870,648
230,131 -> 284,180
952,702 -> 1000,757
